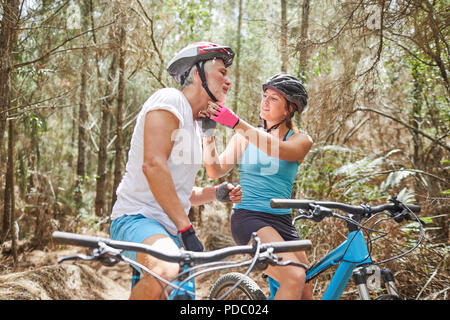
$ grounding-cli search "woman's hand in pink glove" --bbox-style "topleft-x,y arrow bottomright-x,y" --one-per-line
208,102 -> 240,129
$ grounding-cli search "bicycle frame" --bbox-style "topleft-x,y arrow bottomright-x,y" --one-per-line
267,229 -> 371,300
170,264 -> 197,299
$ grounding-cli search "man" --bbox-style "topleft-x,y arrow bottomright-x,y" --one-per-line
110,42 -> 241,299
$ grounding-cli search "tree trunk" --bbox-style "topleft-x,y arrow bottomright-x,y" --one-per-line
111,19 -> 126,213
95,51 -> 117,218
0,0 -> 19,168
5,119 -> 17,265
410,61 -> 424,195
75,35 -> 89,210
0,0 -> 20,243
233,0 -> 243,113
90,1 -> 119,218
93,1 -> 120,218
280,0 -> 288,72
298,0 -> 310,79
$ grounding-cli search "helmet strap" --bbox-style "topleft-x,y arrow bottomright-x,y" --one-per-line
196,61 -> 218,102
264,118 -> 287,133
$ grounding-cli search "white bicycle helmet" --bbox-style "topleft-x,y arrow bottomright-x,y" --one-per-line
167,41 -> 234,101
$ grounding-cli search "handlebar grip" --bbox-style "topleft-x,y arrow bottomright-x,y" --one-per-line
404,204 -> 421,213
264,240 -> 312,252
270,199 -> 312,209
53,231 -> 110,248
53,231 -> 183,263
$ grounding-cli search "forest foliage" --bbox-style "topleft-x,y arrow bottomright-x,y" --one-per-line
0,0 -> 448,299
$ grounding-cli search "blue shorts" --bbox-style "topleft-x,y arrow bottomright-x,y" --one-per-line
110,214 -> 196,297
110,214 -> 181,269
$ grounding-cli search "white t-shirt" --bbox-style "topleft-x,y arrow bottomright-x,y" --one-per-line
111,88 -> 202,235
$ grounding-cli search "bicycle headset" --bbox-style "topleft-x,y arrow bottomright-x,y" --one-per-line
167,41 -> 235,102
261,73 -> 308,132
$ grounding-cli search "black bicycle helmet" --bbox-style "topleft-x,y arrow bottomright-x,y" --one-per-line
167,42 -> 235,101
261,73 -> 308,132
262,73 -> 308,113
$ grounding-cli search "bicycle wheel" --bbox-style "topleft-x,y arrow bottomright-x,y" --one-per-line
209,272 -> 267,300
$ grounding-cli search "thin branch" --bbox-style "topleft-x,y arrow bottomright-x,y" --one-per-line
355,106 -> 450,152
347,168 -> 449,185
383,35 -> 437,67
19,43 -> 113,63
1,88 -> 77,115
416,252 -> 449,300
342,116 -> 370,144
355,1 -> 385,78
135,0 -> 164,64
12,20 -> 116,69
309,0 -> 364,46
39,0 -> 71,27
145,67 -> 167,88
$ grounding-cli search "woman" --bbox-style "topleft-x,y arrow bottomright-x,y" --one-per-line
202,73 -> 313,300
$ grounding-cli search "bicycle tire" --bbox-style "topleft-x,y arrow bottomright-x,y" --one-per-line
209,272 -> 267,300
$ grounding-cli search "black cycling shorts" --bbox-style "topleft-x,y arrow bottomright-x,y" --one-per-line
230,208 -> 300,245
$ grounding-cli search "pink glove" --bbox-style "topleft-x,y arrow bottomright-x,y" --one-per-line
212,104 -> 240,129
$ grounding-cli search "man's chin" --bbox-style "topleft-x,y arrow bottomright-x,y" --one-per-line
216,93 -> 228,104
217,97 -> 227,104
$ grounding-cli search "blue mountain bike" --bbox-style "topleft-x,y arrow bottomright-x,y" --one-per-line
209,196 -> 424,300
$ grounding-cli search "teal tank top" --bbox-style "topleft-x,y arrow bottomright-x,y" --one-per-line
233,129 -> 299,214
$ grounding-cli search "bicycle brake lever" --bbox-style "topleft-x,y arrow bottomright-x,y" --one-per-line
57,242 -> 123,266
58,253 -> 121,266
58,253 -> 97,264
309,204 -> 333,222
259,248 -> 279,264
389,197 -> 426,226
292,209 -> 313,225
393,210 -> 426,226
276,260 -> 309,270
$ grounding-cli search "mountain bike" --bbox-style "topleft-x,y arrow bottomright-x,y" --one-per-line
209,196 -> 424,300
52,230 -> 311,300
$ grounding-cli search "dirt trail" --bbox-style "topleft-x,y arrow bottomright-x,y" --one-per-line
0,245 -> 269,300
0,245 -> 131,300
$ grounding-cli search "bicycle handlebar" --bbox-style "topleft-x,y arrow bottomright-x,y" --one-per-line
270,197 -> 425,267
52,231 -> 312,264
270,199 -> 421,215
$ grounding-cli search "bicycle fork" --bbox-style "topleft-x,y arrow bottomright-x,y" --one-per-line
352,265 -> 401,300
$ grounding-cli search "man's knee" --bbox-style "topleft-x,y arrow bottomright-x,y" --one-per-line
279,267 -> 306,288
150,261 -> 180,281
137,234 -> 181,281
